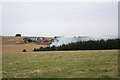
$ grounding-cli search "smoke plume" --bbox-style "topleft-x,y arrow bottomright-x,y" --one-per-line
50,37 -> 78,47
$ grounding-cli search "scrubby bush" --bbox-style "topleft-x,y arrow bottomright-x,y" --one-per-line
22,49 -> 26,52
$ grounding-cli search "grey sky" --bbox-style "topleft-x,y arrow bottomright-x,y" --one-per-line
2,2 -> 118,37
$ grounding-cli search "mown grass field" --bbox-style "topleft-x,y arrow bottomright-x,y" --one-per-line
2,50 -> 118,78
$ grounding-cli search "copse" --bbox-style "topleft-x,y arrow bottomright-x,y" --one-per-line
33,38 -> 120,51
15,34 -> 21,37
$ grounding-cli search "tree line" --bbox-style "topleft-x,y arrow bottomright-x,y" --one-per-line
33,38 -> 120,51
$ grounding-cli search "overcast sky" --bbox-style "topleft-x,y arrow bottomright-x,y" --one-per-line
2,2 -> 118,37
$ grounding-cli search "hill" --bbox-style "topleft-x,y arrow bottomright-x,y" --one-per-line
2,36 -> 50,52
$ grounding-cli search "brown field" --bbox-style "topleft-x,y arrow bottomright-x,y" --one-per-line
2,36 -> 48,52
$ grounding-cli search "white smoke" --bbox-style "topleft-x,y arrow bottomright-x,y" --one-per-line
50,36 -> 95,47
50,37 -> 78,47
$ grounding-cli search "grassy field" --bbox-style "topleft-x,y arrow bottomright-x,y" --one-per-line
2,50 -> 118,78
